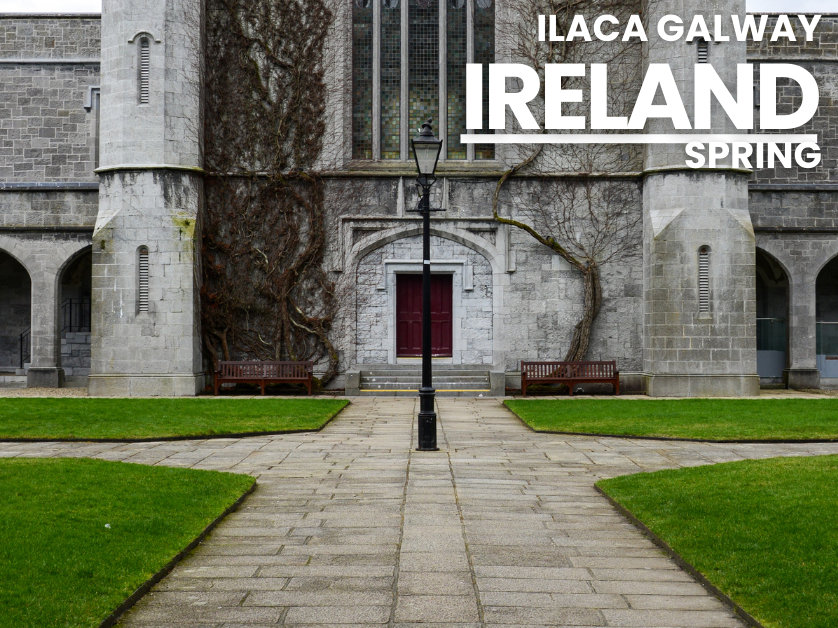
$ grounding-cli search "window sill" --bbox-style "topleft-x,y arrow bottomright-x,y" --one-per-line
337,160 -> 505,177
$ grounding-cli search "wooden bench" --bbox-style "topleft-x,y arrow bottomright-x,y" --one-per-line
520,361 -> 619,397
214,361 -> 314,395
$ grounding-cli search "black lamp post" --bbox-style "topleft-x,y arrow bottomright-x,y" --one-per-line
410,118 -> 443,451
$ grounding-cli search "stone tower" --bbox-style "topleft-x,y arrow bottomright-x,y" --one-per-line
642,0 -> 759,396
88,0 -> 204,396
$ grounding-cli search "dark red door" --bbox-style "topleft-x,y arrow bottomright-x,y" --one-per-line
396,274 -> 453,357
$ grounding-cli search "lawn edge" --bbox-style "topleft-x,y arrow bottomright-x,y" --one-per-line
503,401 -> 838,444
0,399 -> 350,443
593,484 -> 765,628
98,479 -> 258,628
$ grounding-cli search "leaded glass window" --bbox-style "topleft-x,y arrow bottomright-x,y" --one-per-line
352,0 -> 494,161
352,0 -> 374,158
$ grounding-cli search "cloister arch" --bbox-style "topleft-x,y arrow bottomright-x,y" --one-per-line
0,234 -> 92,387
58,247 -> 93,379
0,248 -> 32,373
755,248 -> 790,384
816,255 -> 838,385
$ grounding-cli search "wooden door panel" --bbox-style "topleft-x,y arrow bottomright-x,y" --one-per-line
396,274 -> 453,357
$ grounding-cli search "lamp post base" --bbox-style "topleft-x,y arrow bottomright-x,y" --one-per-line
416,387 -> 439,451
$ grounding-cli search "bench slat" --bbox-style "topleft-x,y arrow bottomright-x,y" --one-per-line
521,361 -> 619,397
214,360 -> 314,395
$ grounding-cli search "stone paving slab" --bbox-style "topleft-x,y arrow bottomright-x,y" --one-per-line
3,396 -> 838,627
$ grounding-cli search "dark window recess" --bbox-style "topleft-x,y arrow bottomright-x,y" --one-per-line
697,39 -> 709,64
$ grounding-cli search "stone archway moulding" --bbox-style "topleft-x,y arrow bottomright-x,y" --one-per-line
342,221 -> 509,370
0,236 -> 33,278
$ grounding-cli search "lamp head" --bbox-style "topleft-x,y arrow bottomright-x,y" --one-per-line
411,118 -> 443,180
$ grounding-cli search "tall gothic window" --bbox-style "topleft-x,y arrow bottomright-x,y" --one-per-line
353,0 -> 494,161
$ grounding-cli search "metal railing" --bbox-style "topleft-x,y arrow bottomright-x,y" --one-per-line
62,298 -> 91,333
19,328 -> 30,369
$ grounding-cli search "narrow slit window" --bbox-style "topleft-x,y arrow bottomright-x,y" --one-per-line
139,38 -> 150,104
697,39 -> 709,64
699,247 -> 710,313
138,247 -> 149,313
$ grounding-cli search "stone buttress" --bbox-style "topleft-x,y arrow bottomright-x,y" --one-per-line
88,0 -> 204,396
642,0 -> 759,396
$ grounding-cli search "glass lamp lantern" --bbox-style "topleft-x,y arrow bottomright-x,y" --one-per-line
411,118 -> 443,180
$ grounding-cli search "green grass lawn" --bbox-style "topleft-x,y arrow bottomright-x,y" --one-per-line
0,457 -> 255,628
0,398 -> 348,440
506,398 -> 838,441
598,455 -> 838,628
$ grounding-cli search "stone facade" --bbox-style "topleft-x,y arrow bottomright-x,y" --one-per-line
2,6 -> 838,395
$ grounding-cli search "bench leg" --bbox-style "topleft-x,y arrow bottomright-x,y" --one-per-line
522,377 -> 527,397
260,380 -> 266,396
307,380 -> 312,395
615,379 -> 620,396
567,381 -> 574,397
214,375 -> 219,396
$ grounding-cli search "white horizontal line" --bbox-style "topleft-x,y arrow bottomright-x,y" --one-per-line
460,134 -> 819,145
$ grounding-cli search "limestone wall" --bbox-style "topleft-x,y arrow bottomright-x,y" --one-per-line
0,16 -> 101,184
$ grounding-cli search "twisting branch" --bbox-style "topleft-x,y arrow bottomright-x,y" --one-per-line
200,0 -> 340,386
492,0 -> 649,361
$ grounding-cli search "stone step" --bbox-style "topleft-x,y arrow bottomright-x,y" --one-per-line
364,369 -> 486,377
357,363 -> 490,371
360,381 -> 490,391
0,374 -> 27,386
360,375 -> 490,384
356,389 -> 494,397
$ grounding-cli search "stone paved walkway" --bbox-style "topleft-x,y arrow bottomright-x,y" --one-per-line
3,397 -> 838,627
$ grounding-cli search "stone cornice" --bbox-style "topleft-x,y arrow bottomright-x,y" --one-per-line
0,58 -> 99,64
95,164 -> 205,175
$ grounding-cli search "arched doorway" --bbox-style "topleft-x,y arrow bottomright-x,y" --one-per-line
0,250 -> 31,378
816,256 -> 838,385
59,249 -> 92,381
756,249 -> 789,384
355,234 -> 494,365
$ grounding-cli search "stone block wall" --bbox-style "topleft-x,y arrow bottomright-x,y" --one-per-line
89,170 -> 202,396
0,16 -> 100,59
98,0 -> 201,170
643,173 -> 759,395
748,16 -> 838,184
0,189 -> 98,227
61,331 -> 91,376
750,190 -> 838,230
0,16 -> 101,184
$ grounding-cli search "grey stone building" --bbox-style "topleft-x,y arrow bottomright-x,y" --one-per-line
1,2 -> 836,396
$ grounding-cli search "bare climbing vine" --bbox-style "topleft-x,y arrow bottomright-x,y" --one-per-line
201,0 -> 339,385
493,0 -> 650,361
